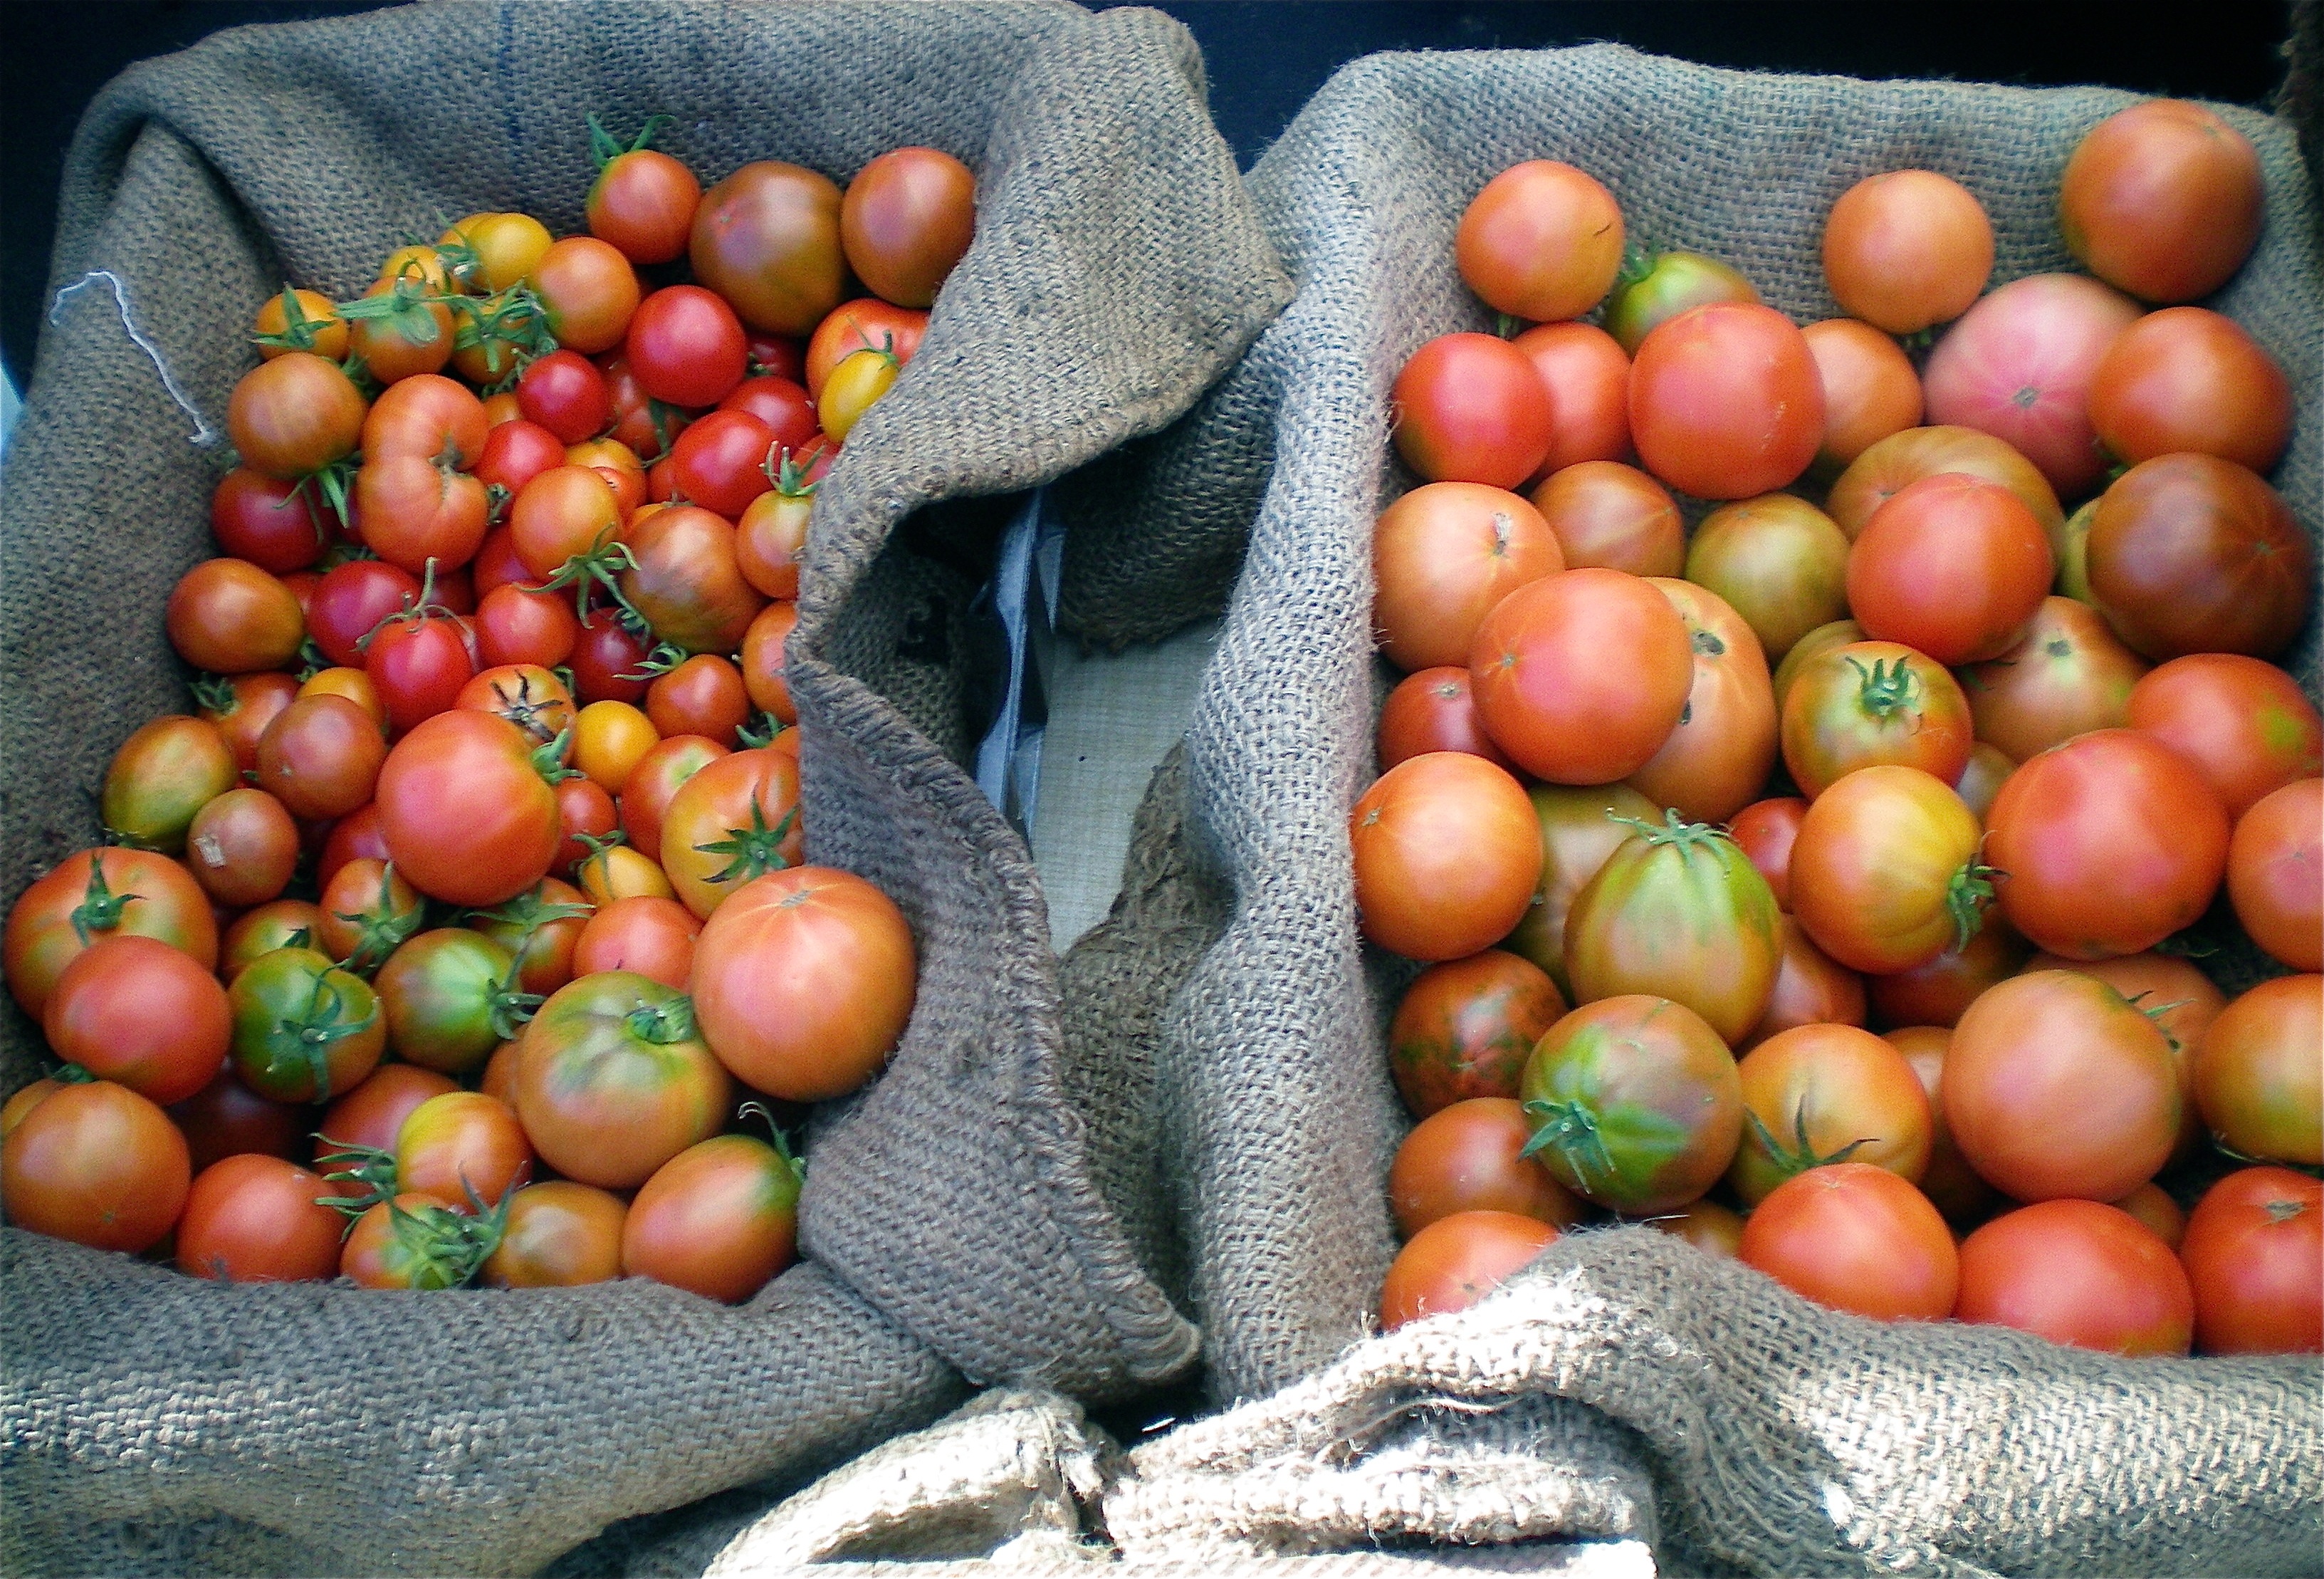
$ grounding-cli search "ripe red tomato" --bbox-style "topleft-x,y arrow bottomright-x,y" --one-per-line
588,140 -> 701,266
1455,160 -> 1624,322
1984,729 -> 2229,959
2088,307 -> 2293,474
306,558 -> 421,669
1527,461 -> 1681,578
211,467 -> 327,573
2058,99 -> 2263,303
482,1179 -> 629,1287
2193,974 -> 2323,1167
1801,318 -> 1924,475
2229,781 -> 2323,972
1947,969 -> 2182,1202
1729,796 -> 1807,910
1957,597 -> 2148,765
1682,494 -> 1851,666
227,351 -> 367,479
5,848 -> 218,1020
647,654 -> 752,746
740,601 -> 798,725
474,583 -> 580,670
1388,1098 -> 1585,1237
720,376 -> 821,453
528,236 -> 642,355
1391,333 -> 1551,489
668,410 -> 777,518
2178,1166 -> 2322,1354
571,895 -> 701,990
256,694 -> 387,822
1738,1161 -> 1957,1321
2085,454 -> 2311,663
512,350 -> 612,444
166,558 -> 305,674
623,1132 -> 800,1302
2126,655 -> 2322,820
619,504 -> 765,656
1866,921 -> 2027,1031
2023,948 -> 2222,1162
43,934 -> 232,1106
184,787 -> 300,909
513,970 -> 733,1189
1348,752 -> 1541,962
1371,481 -> 1563,672
690,866 -> 916,1102
1823,424 -> 2063,550
1628,303 -> 1821,501
1779,642 -> 1972,800
691,161 -> 847,336
364,604 -> 478,734
841,147 -> 977,308
1886,1026 -> 2001,1227
0,1079 -> 190,1253
175,1153 -> 344,1283
1791,765 -> 1987,976
570,608 -> 653,706
1624,578 -> 1774,824
1376,667 -> 1513,773
1737,913 -> 1867,1053
474,420 -> 570,512
1847,472 -> 2052,666
377,710 -> 562,907
1955,1199 -> 2193,1355
1821,169 -> 1992,334
1729,1023 -> 1931,1205
623,285 -> 748,409
315,1063 -> 460,1168
1509,323 -> 1631,477
1470,568 -> 1692,785
1519,994 -> 1742,1215
1386,949 -> 1566,1117
1379,1209 -> 1559,1331
1920,273 -> 2140,499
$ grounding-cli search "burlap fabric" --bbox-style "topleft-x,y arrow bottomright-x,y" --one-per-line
0,3 -> 1288,1573
1055,42 -> 2324,1576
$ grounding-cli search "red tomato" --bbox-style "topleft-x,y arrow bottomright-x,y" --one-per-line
255,695 -> 387,822
1391,333 -> 1551,489
313,858 -> 422,971
570,608 -> 653,706
1739,1162 -> 1957,1320
513,971 -> 732,1189
1847,472 -> 2052,666
211,467 -> 327,573
194,671 -> 300,776
2024,948 -> 2222,1162
1821,169 -> 1992,334
185,787 -> 300,909
1624,578 -> 1776,825
339,1192 -> 495,1289
1823,424 -> 2063,551
1455,160 -> 1623,321
740,601 -> 798,724
2113,1182 -> 2187,1251
1379,1209 -> 1559,1330
2179,1166 -> 2322,1355
624,285 -> 748,410
315,1063 -> 460,1168
1729,797 -> 1807,910
802,298 -> 928,403
1386,949 -> 1566,1117
475,584 -> 581,672
1957,596 -> 2148,765
456,663 -> 576,749
43,934 -> 232,1106
1388,1098 -> 1584,1237
1984,729 -> 2229,959
226,351 -> 367,479
528,236 -> 642,355
2085,454 -> 2311,662
623,1132 -> 800,1302
1509,322 -> 1631,477
515,350 -> 615,445
1867,922 -> 2028,1031
2089,307 -> 2292,474
1920,273 -> 2140,499
1790,765 -> 1988,976
1729,1023 -> 1931,1205
2126,655 -> 2322,820
690,867 -> 916,1102
166,1061 -> 309,1173
4,848 -> 219,1020
619,734 -> 729,865
1470,568 -> 1692,786
1801,318 -> 1923,474
570,895 -> 702,990
1886,1026 -> 2001,1227
719,376 -> 821,453
474,419 -> 572,511
166,559 -> 305,674
482,1180 -> 628,1287
2193,975 -> 2323,1167
364,604 -> 478,735
1349,753 -> 1541,962
841,147 -> 975,308
1371,481 -> 1563,672
647,653 -> 752,746
1955,1199 -> 2192,1355
668,410 -> 777,518
377,711 -> 562,907
659,746 -> 804,918
305,558 -> 420,670
1527,461 -> 1682,578
2058,100 -> 2263,303
2229,781 -> 2323,972
1737,913 -> 1868,1053
589,142 -> 701,266
0,1080 -> 191,1253
1376,667 -> 1513,773
176,1154 -> 344,1283
1652,1199 -> 1747,1258
1628,303 -> 1822,500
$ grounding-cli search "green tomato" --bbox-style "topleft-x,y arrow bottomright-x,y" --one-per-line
1520,994 -> 1743,1215
1601,250 -> 1759,355
375,929 -> 524,1075
101,716 -> 239,855
229,947 -> 385,1103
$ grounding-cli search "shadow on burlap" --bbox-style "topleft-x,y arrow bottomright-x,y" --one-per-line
1045,42 -> 2324,1578
0,4 -> 1290,1574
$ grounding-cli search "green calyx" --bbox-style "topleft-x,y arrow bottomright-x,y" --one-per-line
617,640 -> 688,684
335,273 -> 451,343
736,1099 -> 805,1181
540,538 -> 640,625
590,113 -> 674,170
1846,653 -> 1921,724
335,863 -> 422,977
488,954 -> 548,1043
451,284 -> 557,389
625,993 -> 698,1046
189,673 -> 237,716
1944,852 -> 1999,953
1519,1097 -> 1616,1189
276,973 -> 374,1103
314,1140 -> 400,1218
693,799 -> 800,888
760,443 -> 823,498
1608,807 -> 1733,865
529,727 -> 580,787
298,455 -> 360,535
384,1184 -> 512,1288
1744,1098 -> 1872,1188
736,712 -> 790,750
68,858 -> 138,944
251,283 -> 332,353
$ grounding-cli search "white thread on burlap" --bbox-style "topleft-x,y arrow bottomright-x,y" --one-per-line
48,270 -> 220,445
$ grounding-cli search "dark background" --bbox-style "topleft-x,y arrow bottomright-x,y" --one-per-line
0,1 -> 2300,392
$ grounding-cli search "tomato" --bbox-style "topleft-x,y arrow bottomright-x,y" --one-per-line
1848,472 -> 2052,665
364,601 -> 478,734
475,583 -> 580,671
1349,752 -> 1539,962
564,701 -> 657,798
1371,481 -> 1561,672
1729,1023 -> 1930,1205
1920,273 -> 2140,499
508,350 -> 610,447
818,345 -> 902,443
691,161 -> 847,335
623,1131 -> 800,1302
1952,740 -> 2014,820
2024,947 -> 2222,1159
5,848 -> 217,1020
1564,813 -> 1778,1045
1770,618 -> 1866,714
256,694 -> 387,821
1377,667 -> 1512,773
1625,579 -> 1775,825
1824,424 -> 2064,553
1682,494 -> 1851,665
1800,318 -> 1922,475
221,900 -> 323,983
0,1081 -> 60,1142
360,373 -> 486,471
1957,595 -> 2147,764
252,285 -> 347,361
2088,455 -> 2310,662
1379,1209 -> 1559,1330
1729,797 -> 1806,910
1867,920 -> 2028,1031
1601,250 -> 1757,355
2229,781 -> 2323,972
210,467 -> 325,573
1509,323 -> 1631,477
165,559 -> 303,674
98,715 -> 235,856
181,788 -> 298,909
1822,169 -> 1991,333
1387,950 -> 1566,1117
511,970 -> 732,1188
740,602 -> 799,725
1737,913 -> 1867,1053
1652,1198 -> 1747,1257
691,868 -> 912,1105
721,376 -> 821,456
315,1063 -> 459,1169
569,608 -> 654,707
1470,568 -> 1691,785
1887,1026 -> 2002,1227
2054,499 -> 2098,604
553,776 -> 619,877
392,1089 -> 531,1208
194,671 -> 300,777
315,858 -> 422,971
572,894 -> 701,990
589,131 -> 702,265
340,1192 -> 501,1290
744,332 -> 807,384
306,558 -> 421,669
1947,969 -> 2180,1202
467,877 -> 592,999
1956,1199 -> 2192,1353
228,946 -> 386,1104
377,711 -> 563,907
174,1153 -> 343,1283
227,351 -> 367,479
2058,99 -> 2263,303
0,1080 -> 190,1253
160,1063 -> 302,1177
456,663 -> 575,750
1629,303 -> 1821,500
375,929 -> 520,1075
2113,1182 -> 2187,1251
620,504 -> 765,655
1984,729 -> 2229,959
834,145 -> 974,308
1519,994 -> 1742,1214
347,275 -> 456,384
1526,462 -> 1680,579
458,212 -> 556,293
668,410 -> 775,518
647,654 -> 752,746
655,746 -> 801,919
473,423 -> 568,518
1791,765 -> 1989,975
1779,641 -> 1972,798
1455,160 -> 1623,321
2090,307 -> 2293,474
1740,1162 -> 1956,1320
2179,1167 -> 2323,1354
483,1179 -> 629,1287
577,843 -> 678,907
2126,655 -> 2321,820
527,235 -> 642,355
802,301 -> 926,406
2194,975 -> 2322,1166
1499,782 -> 1656,994
43,934 -> 231,1105
1391,334 -> 1551,489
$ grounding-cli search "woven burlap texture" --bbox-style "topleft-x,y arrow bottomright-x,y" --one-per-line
0,3 -> 1287,1574
1052,41 -> 2324,1578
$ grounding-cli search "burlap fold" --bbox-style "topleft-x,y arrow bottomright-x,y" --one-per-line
0,3 -> 1288,1573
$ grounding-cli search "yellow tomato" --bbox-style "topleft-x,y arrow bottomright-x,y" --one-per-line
576,843 -> 676,906
300,667 -> 387,731
252,288 -> 348,362
817,346 -> 900,443
572,700 -> 659,795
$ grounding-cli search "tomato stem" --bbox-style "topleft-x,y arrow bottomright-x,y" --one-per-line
693,800 -> 800,888
1944,853 -> 1999,953
529,728 -> 580,786
1519,1097 -> 1616,1189
1846,654 -> 1922,723
67,858 -> 137,945
624,994 -> 697,1046
736,712 -> 789,750
335,862 -> 423,977
313,1140 -> 399,1219
1742,1099 -> 1872,1187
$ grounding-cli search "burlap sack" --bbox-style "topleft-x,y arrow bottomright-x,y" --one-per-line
0,3 -> 1288,1573
1058,42 -> 2323,1575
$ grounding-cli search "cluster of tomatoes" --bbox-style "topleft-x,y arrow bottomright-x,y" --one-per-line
0,122 -> 974,1298
1356,98 -> 2321,1357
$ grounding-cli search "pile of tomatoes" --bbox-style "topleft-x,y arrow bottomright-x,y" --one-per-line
1357,98 -> 2321,1358
0,122 -> 975,1299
